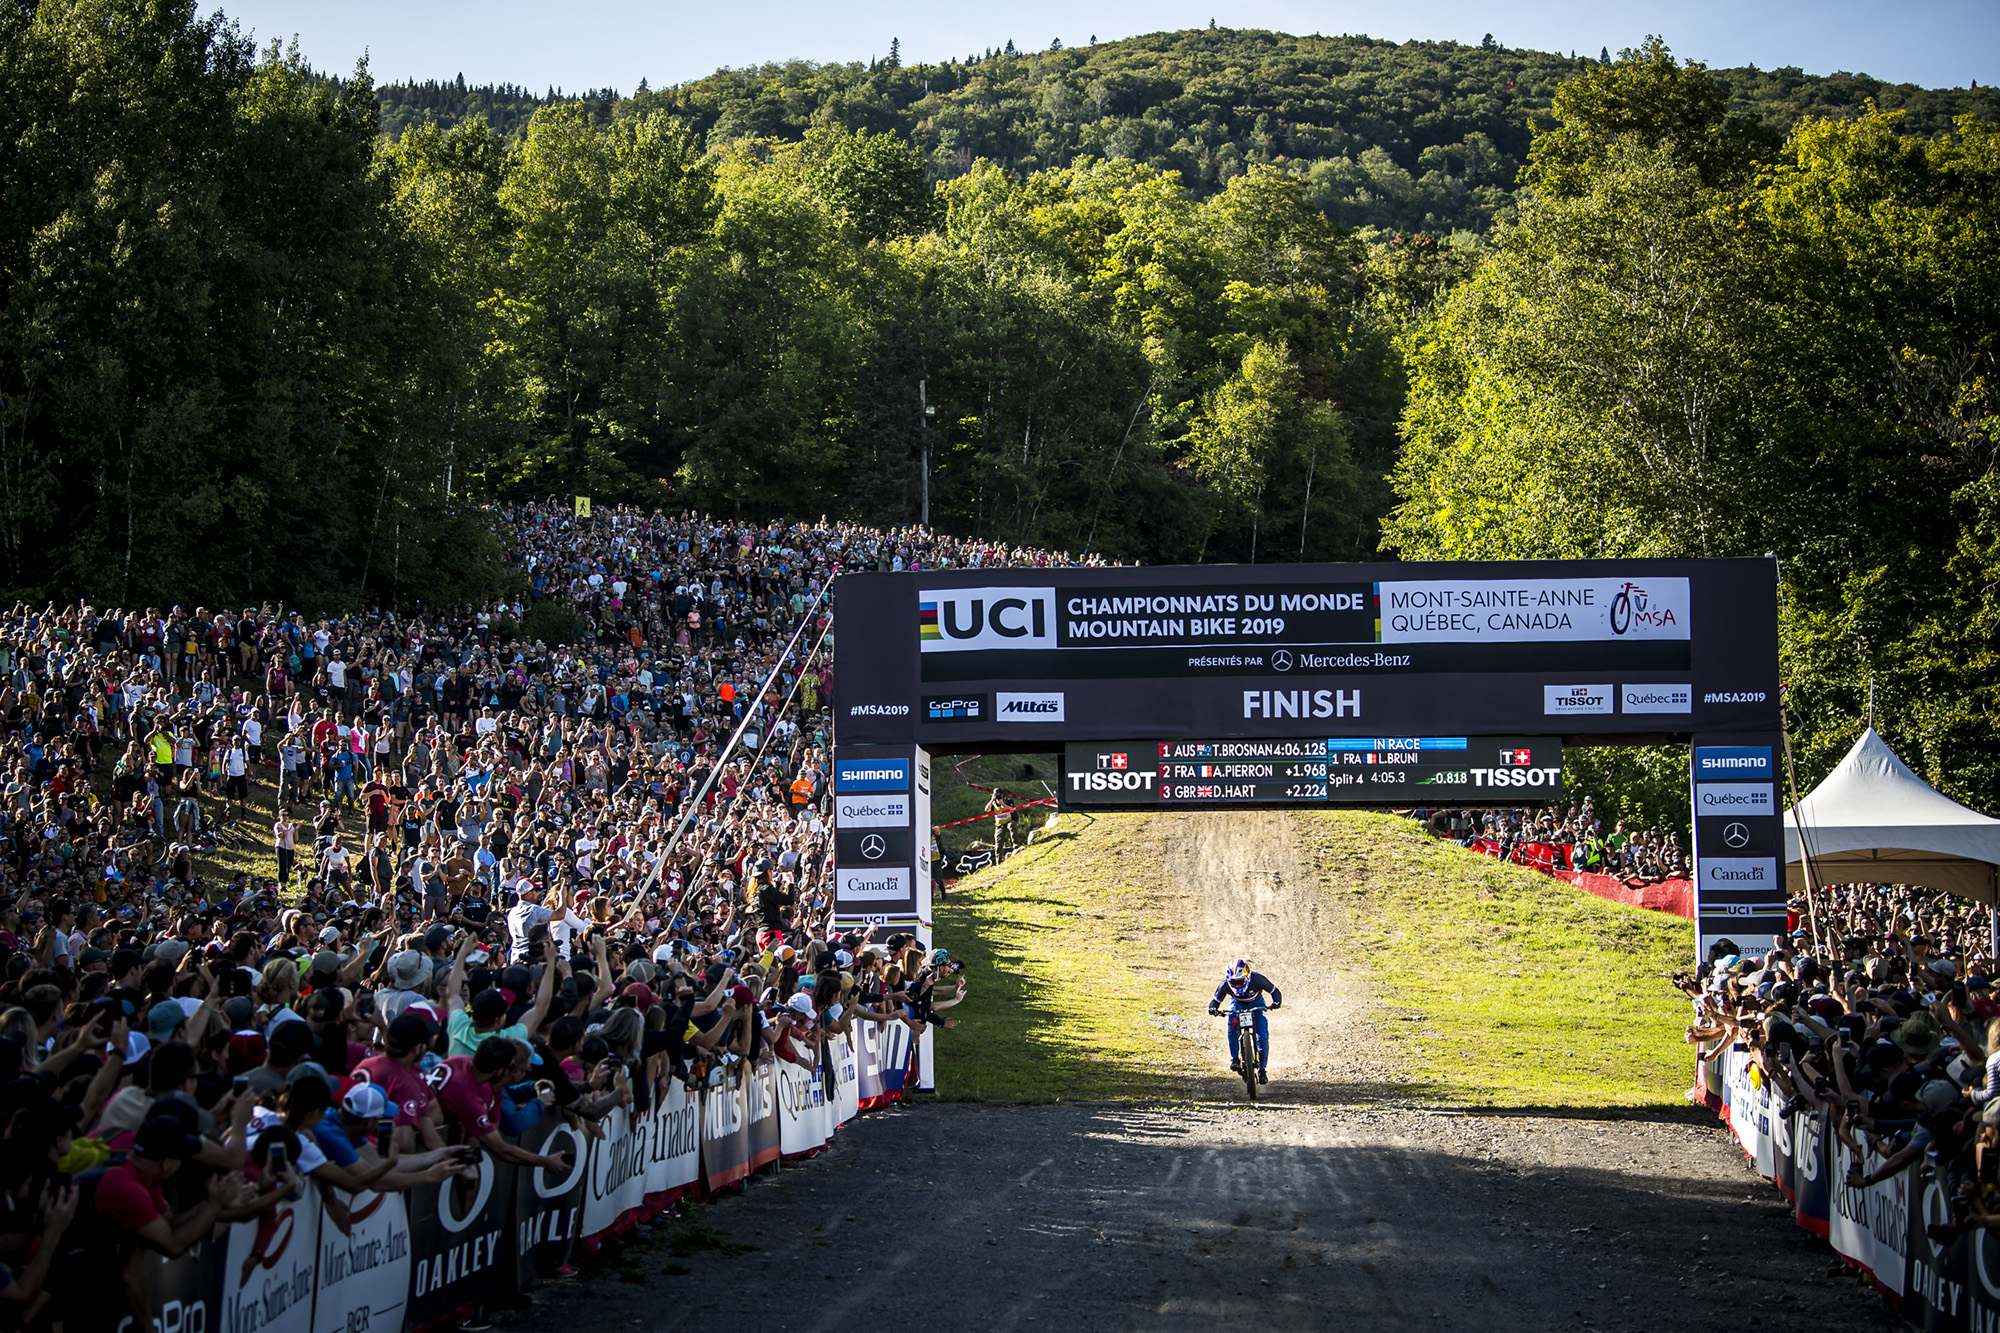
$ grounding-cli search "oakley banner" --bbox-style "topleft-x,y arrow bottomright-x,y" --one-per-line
836,558 -> 1780,744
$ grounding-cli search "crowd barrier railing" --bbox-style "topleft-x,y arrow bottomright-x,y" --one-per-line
1702,1045 -> 1985,1326
121,1023 -> 916,1333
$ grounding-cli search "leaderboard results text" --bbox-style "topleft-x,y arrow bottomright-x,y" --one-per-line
1061,737 -> 1563,808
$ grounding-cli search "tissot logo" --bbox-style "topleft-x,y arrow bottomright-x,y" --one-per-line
1543,683 -> 1613,715
918,586 -> 1057,652
996,692 -> 1065,722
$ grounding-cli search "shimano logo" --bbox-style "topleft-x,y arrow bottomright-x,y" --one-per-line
848,703 -> 910,716
996,692 -> 1065,722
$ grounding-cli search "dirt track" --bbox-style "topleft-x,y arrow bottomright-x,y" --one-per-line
512,813 -> 1896,1330
523,1101 -> 1897,1332
1160,810 -> 1395,1099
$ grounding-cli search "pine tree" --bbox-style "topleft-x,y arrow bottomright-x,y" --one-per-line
1600,46 -> 1610,63
1003,38 -> 1017,55
1481,33 -> 1496,49
887,37 -> 900,68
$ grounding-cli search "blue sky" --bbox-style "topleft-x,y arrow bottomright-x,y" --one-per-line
208,0 -> 1995,92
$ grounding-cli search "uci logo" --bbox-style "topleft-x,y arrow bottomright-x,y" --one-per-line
918,587 -> 1056,652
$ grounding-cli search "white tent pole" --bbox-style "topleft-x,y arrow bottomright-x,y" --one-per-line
1780,694 -> 1827,957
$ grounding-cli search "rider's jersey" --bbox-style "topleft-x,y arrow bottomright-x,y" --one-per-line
1213,971 -> 1281,1012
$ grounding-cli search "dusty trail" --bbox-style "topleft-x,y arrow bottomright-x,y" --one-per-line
513,815 -> 1888,1329
526,1103 -> 1894,1333
1157,810 -> 1392,1100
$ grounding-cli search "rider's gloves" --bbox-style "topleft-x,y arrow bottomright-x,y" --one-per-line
1206,1004 -> 1218,1015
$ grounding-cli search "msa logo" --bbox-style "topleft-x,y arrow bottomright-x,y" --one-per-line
918,586 -> 1057,652
1543,683 -> 1612,715
996,692 -> 1064,722
848,703 -> 910,716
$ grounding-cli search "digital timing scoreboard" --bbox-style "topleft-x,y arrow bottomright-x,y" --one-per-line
1060,736 -> 1562,808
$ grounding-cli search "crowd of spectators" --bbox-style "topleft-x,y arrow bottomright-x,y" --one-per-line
1684,879 -> 2000,1238
0,502 -> 1101,1330
1427,800 -> 1692,883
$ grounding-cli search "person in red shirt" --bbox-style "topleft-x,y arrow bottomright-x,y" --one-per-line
432,1040 -> 571,1171
75,1116 -> 291,1333
351,1013 -> 441,1150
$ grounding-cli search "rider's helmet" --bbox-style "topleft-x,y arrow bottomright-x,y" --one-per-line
1227,958 -> 1252,995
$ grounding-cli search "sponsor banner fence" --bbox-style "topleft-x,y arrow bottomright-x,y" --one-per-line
1709,1050 -> 1933,1303
136,1029 -> 910,1333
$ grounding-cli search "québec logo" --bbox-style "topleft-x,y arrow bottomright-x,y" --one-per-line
995,691 -> 1064,722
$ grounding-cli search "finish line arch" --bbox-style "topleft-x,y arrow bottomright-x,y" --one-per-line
831,557 -> 1785,1085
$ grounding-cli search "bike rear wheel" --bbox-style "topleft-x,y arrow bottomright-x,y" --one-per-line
1240,1027 -> 1259,1101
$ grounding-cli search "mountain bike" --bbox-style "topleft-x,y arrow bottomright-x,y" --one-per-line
1215,1009 -> 1261,1102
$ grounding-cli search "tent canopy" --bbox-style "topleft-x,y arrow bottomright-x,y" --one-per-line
1784,728 -> 2000,901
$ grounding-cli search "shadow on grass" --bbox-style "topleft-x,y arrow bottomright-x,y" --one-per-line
934,883 -> 1184,1102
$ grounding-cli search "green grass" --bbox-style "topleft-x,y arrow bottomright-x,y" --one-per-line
928,752 -> 1058,852
933,814 -> 1198,1101
1301,810 -> 1696,1108
931,804 -> 1697,1109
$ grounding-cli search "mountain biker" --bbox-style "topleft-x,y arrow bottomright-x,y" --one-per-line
1208,959 -> 1281,1084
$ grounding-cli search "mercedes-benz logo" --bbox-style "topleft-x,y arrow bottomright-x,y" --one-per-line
859,833 -> 888,860
1722,822 -> 1750,849
1270,649 -> 1293,673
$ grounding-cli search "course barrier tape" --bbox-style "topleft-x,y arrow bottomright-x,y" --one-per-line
1703,1046 -> 1990,1325
121,1030 -> 913,1333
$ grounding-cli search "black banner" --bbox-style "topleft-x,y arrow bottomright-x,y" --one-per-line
838,559 -> 1781,746
405,1156 -> 514,1327
511,1117 -> 588,1287
1914,1169 -> 1969,1332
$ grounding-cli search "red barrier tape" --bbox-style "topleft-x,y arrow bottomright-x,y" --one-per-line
1460,837 -> 1695,919
933,798 -> 1056,831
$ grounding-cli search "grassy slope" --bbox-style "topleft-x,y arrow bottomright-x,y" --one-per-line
933,814 -> 1199,1101
934,807 -> 1693,1108
1300,810 -> 1693,1108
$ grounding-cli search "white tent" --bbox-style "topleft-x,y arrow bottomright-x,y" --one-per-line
1784,727 -> 2000,901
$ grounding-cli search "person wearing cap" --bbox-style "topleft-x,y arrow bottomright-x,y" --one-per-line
317,1082 -> 464,1193
353,1013 -> 443,1151
433,1038 -> 576,1173
377,948 -> 433,1025
446,932 -> 557,1058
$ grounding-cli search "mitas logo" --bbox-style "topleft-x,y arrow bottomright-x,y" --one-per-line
918,587 -> 1057,652
996,692 -> 1064,722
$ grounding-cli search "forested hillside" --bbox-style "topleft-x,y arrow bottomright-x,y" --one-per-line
4,3 -> 1997,798
375,29 -> 1998,235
